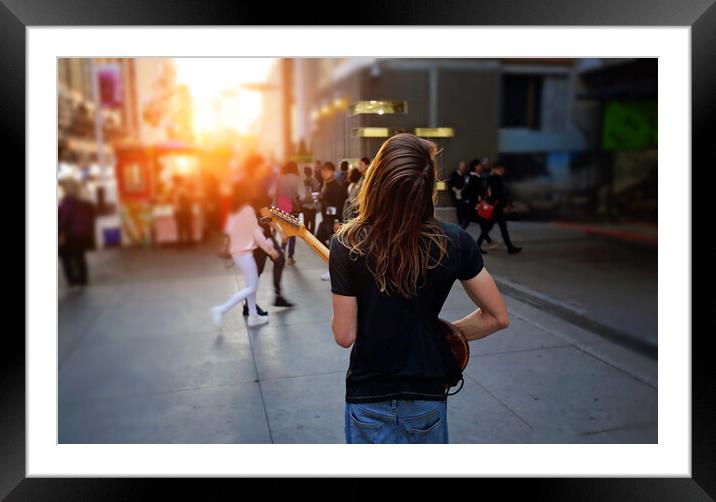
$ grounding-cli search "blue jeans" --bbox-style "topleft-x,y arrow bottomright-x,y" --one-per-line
345,400 -> 449,444
281,236 -> 296,258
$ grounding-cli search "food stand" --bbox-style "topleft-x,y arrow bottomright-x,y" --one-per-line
114,141 -> 205,246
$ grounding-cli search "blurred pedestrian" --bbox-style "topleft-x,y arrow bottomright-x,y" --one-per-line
172,175 -> 193,247
330,133 -> 509,443
313,160 -> 324,191
465,158 -> 493,247
447,161 -> 471,228
275,161 -> 305,266
342,156 -> 370,222
210,180 -> 278,329
476,165 -> 522,254
336,160 -> 350,188
302,165 -> 321,235
204,172 -> 221,238
316,162 -> 347,281
346,167 -> 362,202
316,162 -> 347,245
58,178 -> 96,289
245,154 -> 295,311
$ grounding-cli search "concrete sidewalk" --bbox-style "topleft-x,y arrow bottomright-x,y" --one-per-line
439,210 -> 658,353
58,226 -> 657,444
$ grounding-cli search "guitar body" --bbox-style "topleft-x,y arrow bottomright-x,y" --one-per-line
261,206 -> 470,371
438,319 -> 470,371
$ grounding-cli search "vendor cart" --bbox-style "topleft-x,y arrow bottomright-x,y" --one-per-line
114,141 -> 206,246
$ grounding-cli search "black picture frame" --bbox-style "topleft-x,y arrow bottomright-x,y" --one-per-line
5,0 -> 714,498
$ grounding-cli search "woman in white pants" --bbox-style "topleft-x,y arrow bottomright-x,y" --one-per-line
212,181 -> 279,328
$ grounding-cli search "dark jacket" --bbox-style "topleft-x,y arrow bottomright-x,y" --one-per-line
320,178 -> 347,223
446,170 -> 467,203
485,175 -> 511,210
59,196 -> 96,250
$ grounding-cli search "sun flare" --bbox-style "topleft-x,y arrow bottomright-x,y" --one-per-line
174,58 -> 276,136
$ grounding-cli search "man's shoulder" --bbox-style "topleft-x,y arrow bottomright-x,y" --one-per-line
436,220 -> 470,246
329,235 -> 353,261
437,220 -> 461,235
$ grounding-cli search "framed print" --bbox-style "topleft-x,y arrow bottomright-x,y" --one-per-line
5,0 -> 715,498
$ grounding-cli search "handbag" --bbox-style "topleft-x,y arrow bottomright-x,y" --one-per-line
477,199 -> 494,220
476,185 -> 495,220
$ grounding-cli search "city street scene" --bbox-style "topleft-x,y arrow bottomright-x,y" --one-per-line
58,57 -> 657,443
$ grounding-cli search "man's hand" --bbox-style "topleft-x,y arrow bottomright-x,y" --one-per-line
269,248 -> 280,260
333,222 -> 342,233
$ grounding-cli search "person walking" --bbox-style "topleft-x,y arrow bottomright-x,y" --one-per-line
313,160 -> 324,191
316,162 -> 347,246
316,162 -> 347,281
172,175 -> 193,247
302,165 -> 322,235
275,161 -> 305,266
211,180 -> 278,329
329,133 -> 509,443
346,167 -> 362,202
245,154 -> 295,312
463,158 -> 494,246
342,156 -> 370,222
447,161 -> 471,228
476,164 -> 523,254
336,160 -> 350,188
58,178 -> 96,289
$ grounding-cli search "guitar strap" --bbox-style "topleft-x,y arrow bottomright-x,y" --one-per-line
446,377 -> 465,397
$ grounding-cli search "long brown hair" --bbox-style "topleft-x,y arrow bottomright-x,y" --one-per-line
335,133 -> 448,298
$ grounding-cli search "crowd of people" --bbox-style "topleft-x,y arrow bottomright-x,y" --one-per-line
210,151 -> 526,333
209,154 -> 371,328
447,157 -> 523,255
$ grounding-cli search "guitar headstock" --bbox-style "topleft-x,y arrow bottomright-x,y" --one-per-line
260,206 -> 305,238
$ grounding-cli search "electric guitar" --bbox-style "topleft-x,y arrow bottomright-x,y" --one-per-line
260,206 -> 470,372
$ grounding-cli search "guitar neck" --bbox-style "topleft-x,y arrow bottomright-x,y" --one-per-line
298,229 -> 329,263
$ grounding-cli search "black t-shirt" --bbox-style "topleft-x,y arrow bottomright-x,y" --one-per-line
329,221 -> 484,403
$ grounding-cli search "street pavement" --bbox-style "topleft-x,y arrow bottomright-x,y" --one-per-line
58,218 -> 657,444
442,210 -> 658,354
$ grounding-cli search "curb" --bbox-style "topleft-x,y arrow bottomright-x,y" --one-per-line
492,274 -> 658,360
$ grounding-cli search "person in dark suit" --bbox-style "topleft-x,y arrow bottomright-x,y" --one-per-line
464,158 -> 493,246
316,162 -> 347,247
316,162 -> 348,281
476,165 -> 522,255
447,161 -> 471,228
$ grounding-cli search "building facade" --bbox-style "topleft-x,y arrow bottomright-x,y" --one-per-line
289,57 -> 655,220
58,58 -> 190,168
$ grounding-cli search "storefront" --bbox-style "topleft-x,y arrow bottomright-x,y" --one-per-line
114,142 -> 206,246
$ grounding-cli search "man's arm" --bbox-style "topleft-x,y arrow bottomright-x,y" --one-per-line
331,293 -> 357,348
452,268 -> 509,342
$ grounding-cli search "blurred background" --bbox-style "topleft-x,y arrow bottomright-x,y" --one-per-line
57,58 -> 658,444
58,57 -> 657,237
